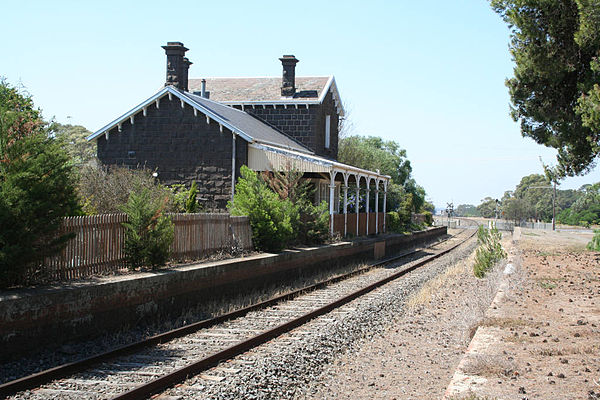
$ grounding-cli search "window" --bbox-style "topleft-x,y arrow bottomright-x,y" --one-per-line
325,115 -> 331,149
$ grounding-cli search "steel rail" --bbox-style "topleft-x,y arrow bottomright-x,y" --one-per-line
0,227 -> 469,398
112,226 -> 476,400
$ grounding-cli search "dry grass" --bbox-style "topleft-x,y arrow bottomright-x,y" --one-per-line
502,334 -> 530,343
447,394 -> 498,400
536,344 -> 599,357
479,317 -> 530,329
539,280 -> 557,289
460,235 -> 528,344
407,250 -> 475,309
462,354 -> 516,378
406,237 -> 512,346
534,275 -> 563,289
537,348 -> 567,357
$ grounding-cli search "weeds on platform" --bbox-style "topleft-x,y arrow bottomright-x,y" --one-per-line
473,226 -> 506,278
587,229 -> 600,251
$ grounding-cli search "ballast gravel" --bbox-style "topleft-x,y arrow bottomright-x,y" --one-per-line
163,237 -> 479,400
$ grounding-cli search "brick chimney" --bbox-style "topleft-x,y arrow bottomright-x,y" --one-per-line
182,57 -> 192,92
279,55 -> 299,97
162,42 -> 189,90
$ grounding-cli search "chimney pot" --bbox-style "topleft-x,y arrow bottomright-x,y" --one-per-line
162,42 -> 189,90
279,55 -> 299,97
201,79 -> 207,98
182,57 -> 192,91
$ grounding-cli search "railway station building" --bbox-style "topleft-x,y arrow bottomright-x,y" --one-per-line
87,42 -> 390,236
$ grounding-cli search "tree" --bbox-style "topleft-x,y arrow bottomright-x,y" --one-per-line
422,200 -> 435,214
228,166 -> 295,252
557,182 -> 600,226
338,135 -> 412,185
50,123 -> 96,166
514,174 -> 552,221
78,165 -> 176,214
262,166 -> 307,204
338,135 -> 428,217
0,80 -> 80,287
380,182 -> 404,212
121,188 -> 174,269
403,178 -> 426,213
455,204 -> 480,217
185,181 -> 199,213
491,0 -> 600,176
503,196 -> 528,223
512,173 -> 577,222
262,166 -> 329,245
588,229 -> 600,251
477,197 -> 498,218
571,182 -> 600,212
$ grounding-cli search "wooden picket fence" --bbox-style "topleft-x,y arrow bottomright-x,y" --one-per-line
43,213 -> 253,280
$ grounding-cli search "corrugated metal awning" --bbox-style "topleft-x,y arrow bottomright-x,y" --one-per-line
248,143 -> 391,182
248,144 -> 331,173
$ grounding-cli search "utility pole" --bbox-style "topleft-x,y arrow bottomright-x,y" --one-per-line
552,180 -> 556,231
494,199 -> 499,228
538,157 -> 559,231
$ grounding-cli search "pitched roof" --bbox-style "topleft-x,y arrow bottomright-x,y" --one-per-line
181,91 -> 310,152
87,86 -> 312,154
188,76 -> 331,102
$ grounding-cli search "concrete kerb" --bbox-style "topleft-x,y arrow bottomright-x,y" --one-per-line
443,227 -> 521,399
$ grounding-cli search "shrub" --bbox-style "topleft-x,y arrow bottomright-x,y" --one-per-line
167,183 -> 202,213
473,226 -> 506,278
185,181 -> 199,213
0,80 -> 80,287
297,199 -> 329,245
168,183 -> 188,212
261,167 -> 329,245
558,203 -> 600,227
78,165 -> 177,215
228,166 -> 294,252
386,211 -> 402,233
386,208 -> 415,233
121,188 -> 174,269
423,211 -> 433,226
588,229 -> 600,251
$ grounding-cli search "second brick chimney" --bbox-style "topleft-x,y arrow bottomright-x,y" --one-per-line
162,42 -> 189,91
279,55 -> 299,97
182,57 -> 192,92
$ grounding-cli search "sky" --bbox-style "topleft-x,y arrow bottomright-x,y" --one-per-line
2,0 -> 599,209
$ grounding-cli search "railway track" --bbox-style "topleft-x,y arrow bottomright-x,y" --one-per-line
2,225 -> 476,400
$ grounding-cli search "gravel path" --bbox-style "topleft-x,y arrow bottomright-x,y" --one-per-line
160,233 -> 480,399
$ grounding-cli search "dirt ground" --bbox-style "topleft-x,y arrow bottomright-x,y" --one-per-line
447,228 -> 600,400
299,228 -> 600,400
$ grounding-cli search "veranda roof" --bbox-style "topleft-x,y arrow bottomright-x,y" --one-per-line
248,143 -> 390,186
